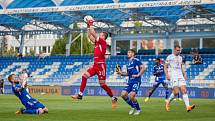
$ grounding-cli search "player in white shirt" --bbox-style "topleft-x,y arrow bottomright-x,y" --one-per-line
164,45 -> 195,112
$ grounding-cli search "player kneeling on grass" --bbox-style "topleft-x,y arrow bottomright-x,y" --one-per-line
8,74 -> 48,115
116,49 -> 145,115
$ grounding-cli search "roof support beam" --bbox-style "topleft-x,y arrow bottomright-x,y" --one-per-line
0,0 -> 215,14
66,31 -> 72,56
20,13 -> 71,30
19,31 -> 25,54
112,31 -> 215,40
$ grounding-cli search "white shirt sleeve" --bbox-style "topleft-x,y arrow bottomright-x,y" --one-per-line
165,55 -> 171,64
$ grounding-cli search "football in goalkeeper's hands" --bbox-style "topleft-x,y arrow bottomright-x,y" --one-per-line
84,15 -> 94,22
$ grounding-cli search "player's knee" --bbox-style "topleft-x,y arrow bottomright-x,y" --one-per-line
43,107 -> 48,113
181,89 -> 187,94
99,80 -> 106,86
99,82 -> 105,86
129,92 -> 136,100
173,90 -> 179,96
38,108 -> 44,115
130,95 -> 135,101
121,94 -> 126,99
82,74 -> 89,79
174,93 -> 179,96
121,92 -> 127,99
180,86 -> 187,94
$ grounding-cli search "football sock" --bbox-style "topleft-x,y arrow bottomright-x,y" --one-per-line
101,84 -> 113,97
182,94 -> 190,108
132,100 -> 141,110
79,76 -> 87,94
165,89 -> 169,99
149,87 -> 157,98
123,96 -> 134,108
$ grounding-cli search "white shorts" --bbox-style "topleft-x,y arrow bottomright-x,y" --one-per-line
170,78 -> 186,87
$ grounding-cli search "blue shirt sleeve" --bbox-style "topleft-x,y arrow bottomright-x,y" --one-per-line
13,84 -> 21,92
153,66 -> 156,74
135,59 -> 142,66
160,65 -> 164,72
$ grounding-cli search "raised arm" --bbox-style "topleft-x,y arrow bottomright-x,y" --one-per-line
87,19 -> 97,43
87,29 -> 96,43
88,26 -> 97,40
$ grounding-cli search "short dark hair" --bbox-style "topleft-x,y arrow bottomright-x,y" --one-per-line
128,49 -> 136,55
8,74 -> 15,83
102,32 -> 108,40
174,45 -> 181,49
155,58 -> 160,61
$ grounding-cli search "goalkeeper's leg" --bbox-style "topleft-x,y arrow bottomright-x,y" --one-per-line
72,68 -> 95,99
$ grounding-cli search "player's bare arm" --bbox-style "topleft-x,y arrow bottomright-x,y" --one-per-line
181,65 -> 188,80
85,16 -> 97,43
87,30 -> 96,43
132,65 -> 145,78
119,70 -> 128,76
115,64 -> 128,76
119,71 -> 128,76
164,63 -> 170,80
88,26 -> 97,41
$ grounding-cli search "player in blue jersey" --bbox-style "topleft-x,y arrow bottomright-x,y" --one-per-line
8,74 -> 48,115
0,78 -> 4,94
116,49 -> 145,115
145,58 -> 169,102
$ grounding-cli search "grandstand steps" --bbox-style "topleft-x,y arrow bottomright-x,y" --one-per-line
12,62 -> 30,75
0,55 -> 214,87
0,64 -> 14,75
0,62 -> 29,75
32,62 -> 61,79
194,61 -> 215,80
63,62 -> 93,86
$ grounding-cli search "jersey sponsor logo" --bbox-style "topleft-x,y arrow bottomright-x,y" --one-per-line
127,67 -> 134,70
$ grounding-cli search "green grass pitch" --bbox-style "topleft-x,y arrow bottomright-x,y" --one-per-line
0,95 -> 214,121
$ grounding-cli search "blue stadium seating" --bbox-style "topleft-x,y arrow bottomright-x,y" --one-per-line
0,54 -> 214,87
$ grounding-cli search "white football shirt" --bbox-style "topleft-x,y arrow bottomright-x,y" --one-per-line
165,54 -> 184,80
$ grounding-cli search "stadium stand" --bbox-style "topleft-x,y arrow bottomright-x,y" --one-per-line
0,53 -> 214,88
0,56 -> 93,85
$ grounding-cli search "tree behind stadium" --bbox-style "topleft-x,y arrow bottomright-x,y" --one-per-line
51,25 -> 94,55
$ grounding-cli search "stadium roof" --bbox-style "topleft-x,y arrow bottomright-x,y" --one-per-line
0,0 -> 215,33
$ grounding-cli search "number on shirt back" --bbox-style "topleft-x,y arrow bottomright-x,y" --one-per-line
26,94 -> 31,99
